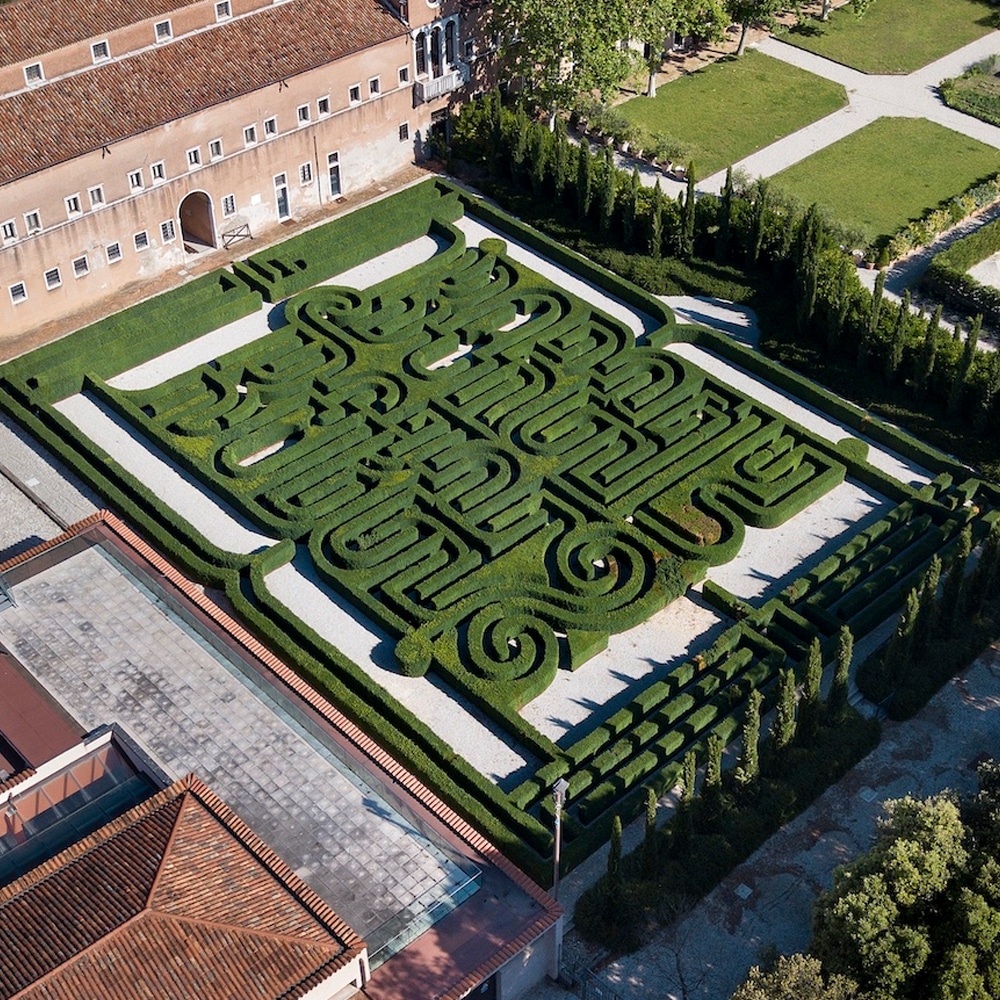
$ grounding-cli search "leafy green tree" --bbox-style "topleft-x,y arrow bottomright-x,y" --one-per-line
735,688 -> 763,790
492,0 -> 636,121
637,0 -> 729,97
730,953 -> 864,1000
830,625 -> 853,719
728,0 -> 788,56
771,667 -> 797,754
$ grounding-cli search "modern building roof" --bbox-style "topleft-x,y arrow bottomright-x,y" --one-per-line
0,773 -> 365,1000
0,0 -> 408,185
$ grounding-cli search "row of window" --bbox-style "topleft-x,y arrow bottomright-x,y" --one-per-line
7,149 -> 350,305
1,86 -> 409,245
21,2 -> 237,86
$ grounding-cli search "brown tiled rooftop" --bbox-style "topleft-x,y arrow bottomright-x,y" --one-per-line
0,774 -> 365,1000
1,0 -> 203,64
0,0 -> 407,184
0,648 -> 83,770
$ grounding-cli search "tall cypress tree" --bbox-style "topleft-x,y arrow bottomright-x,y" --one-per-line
973,520 -> 1000,611
549,118 -> 569,201
916,304 -> 942,399
749,179 -> 770,264
509,102 -> 529,181
771,667 -> 797,755
622,167 -> 640,247
940,525 -> 972,630
885,289 -> 910,384
916,554 -> 942,644
794,204 -> 824,337
716,165 -> 733,263
735,688 -> 762,791
642,786 -> 658,875
607,814 -> 622,883
649,179 -> 664,259
576,136 -> 593,220
527,123 -> 548,198
883,587 -> 921,686
680,161 -> 696,258
598,147 -> 617,235
859,267 -> 886,369
681,749 -> 697,803
799,637 -> 824,740
947,314 -> 981,418
830,625 -> 853,719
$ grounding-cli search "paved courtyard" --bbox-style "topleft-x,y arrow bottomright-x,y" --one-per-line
0,541 -> 474,961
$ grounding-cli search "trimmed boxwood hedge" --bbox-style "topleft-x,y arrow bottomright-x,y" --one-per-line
1,177 -> 995,879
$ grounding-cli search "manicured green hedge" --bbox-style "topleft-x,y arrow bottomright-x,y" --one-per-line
922,214 -> 1000,327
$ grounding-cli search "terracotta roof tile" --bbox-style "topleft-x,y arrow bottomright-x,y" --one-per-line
0,776 -> 364,1000
0,0 -> 407,185
1,0 -> 204,65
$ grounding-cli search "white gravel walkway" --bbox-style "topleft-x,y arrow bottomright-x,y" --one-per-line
666,342 -> 931,486
265,555 -> 535,782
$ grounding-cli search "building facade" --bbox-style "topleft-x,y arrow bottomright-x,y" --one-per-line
0,0 -> 476,341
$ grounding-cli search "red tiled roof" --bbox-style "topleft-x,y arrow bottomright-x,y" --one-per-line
0,774 -> 365,1000
0,0 -> 407,185
1,0 -> 203,64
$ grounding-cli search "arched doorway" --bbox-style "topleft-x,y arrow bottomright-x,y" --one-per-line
179,191 -> 217,252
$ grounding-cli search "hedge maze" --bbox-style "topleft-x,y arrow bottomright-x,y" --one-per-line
2,179 -> 997,876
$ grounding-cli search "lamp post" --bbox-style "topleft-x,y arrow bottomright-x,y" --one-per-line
552,777 -> 569,902
551,777 -> 570,983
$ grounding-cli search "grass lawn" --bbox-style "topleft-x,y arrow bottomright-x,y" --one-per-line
618,50 -> 846,178
780,0 -> 998,74
770,117 -> 1000,243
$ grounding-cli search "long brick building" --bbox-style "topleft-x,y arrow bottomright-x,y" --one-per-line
0,0 -> 478,340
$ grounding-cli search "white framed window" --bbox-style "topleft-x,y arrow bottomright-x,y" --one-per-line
150,161 -> 166,183
72,255 -> 89,278
209,138 -> 223,160
464,38 -> 474,59
327,151 -> 341,197
368,76 -> 380,96
274,172 -> 290,220
348,83 -> 361,104
222,193 -> 236,217
263,116 -> 277,138
296,104 -> 310,125
215,0 -> 231,19
91,39 -> 110,62
299,162 -> 312,185
317,95 -> 330,117
1,220 -> 16,243
23,63 -> 43,86
106,241 -> 122,263
9,282 -> 27,305
398,122 -> 409,142
398,65 -> 410,84
244,123 -> 258,146
186,147 -> 202,168
155,19 -> 172,41
134,230 -> 149,251
65,193 -> 82,217
160,219 -> 176,243
24,210 -> 41,234
128,169 -> 143,192
44,267 -> 62,290
88,185 -> 105,208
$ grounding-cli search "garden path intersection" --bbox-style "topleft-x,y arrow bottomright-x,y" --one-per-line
637,30 -> 1000,199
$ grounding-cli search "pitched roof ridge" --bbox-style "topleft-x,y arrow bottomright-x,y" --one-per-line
177,776 -> 365,951
0,777 -> 184,907
157,909 -> 345,955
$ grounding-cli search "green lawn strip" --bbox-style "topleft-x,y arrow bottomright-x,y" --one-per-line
779,0 -> 998,75
619,50 -> 846,177
770,117 -> 1000,244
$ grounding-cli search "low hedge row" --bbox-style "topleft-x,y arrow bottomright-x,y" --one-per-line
922,214 -> 1000,328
